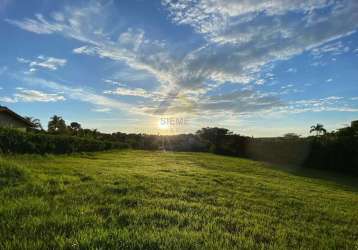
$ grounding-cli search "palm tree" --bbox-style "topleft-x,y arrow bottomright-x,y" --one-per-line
48,115 -> 67,133
310,123 -> 327,136
24,116 -> 43,130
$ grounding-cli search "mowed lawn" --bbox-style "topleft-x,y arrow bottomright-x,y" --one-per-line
0,150 -> 357,249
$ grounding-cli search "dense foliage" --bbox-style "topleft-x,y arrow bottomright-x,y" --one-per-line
305,133 -> 358,173
246,137 -> 311,166
0,128 -> 127,154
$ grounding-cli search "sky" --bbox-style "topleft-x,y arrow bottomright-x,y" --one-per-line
0,0 -> 358,136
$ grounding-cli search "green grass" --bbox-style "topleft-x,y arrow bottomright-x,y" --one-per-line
0,150 -> 357,249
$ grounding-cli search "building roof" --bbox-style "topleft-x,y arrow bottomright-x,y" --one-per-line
0,106 -> 35,127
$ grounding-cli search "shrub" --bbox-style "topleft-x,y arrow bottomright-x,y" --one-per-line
304,136 -> 358,174
0,128 -> 128,155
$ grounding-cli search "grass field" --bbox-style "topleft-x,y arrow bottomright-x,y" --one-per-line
0,150 -> 357,249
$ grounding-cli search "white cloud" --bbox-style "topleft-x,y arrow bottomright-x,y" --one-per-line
118,28 -> 146,52
162,0 -> 335,44
52,12 -> 65,22
199,90 -> 283,114
104,87 -> 153,98
0,88 -> 65,103
235,95 -> 358,119
73,46 -> 89,54
91,107 -> 111,113
17,57 -> 30,63
31,56 -> 67,70
14,89 -> 66,102
311,41 -> 350,58
287,68 -> 297,73
6,2 -> 113,45
6,13 -> 63,34
10,1 -> 357,92
256,79 -> 265,85
70,28 -> 176,90
103,79 -> 126,86
16,76 -> 138,114
17,55 -> 67,71
161,0 -> 358,86
326,78 -> 333,82
281,84 -> 294,89
0,96 -> 17,103
195,94 -> 358,118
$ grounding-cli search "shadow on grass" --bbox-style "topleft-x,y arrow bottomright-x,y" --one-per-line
265,162 -> 358,192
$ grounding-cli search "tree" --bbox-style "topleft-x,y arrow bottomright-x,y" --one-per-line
91,129 -> 100,139
69,122 -> 82,135
310,124 -> 326,136
24,116 -> 43,130
196,127 -> 231,142
70,122 -> 81,130
48,115 -> 67,133
196,127 -> 232,152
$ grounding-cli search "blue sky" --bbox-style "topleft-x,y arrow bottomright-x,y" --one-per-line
0,0 -> 357,136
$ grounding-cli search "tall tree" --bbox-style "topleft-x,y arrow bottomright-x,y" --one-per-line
69,122 -> 82,135
196,127 -> 232,152
48,115 -> 67,133
24,116 -> 43,130
310,124 -> 326,136
70,122 -> 81,131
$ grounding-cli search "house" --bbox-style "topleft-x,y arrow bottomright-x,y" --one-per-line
0,106 -> 34,131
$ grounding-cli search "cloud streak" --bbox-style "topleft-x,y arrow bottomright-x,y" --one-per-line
17,55 -> 67,72
16,75 -> 141,114
0,88 -> 65,103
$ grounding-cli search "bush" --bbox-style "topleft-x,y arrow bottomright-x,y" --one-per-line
0,128 -> 128,155
246,138 -> 311,166
304,136 -> 358,174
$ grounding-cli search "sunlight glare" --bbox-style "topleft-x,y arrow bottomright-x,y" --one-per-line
158,120 -> 169,130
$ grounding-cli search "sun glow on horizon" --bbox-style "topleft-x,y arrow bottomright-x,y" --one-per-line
158,119 -> 170,130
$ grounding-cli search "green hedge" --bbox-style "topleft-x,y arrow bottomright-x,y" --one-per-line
304,136 -> 358,174
0,128 -> 128,154
246,138 -> 311,166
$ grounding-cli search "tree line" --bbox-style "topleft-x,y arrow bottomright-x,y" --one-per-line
6,116 -> 358,175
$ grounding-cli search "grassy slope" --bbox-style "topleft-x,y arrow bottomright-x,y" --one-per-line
0,150 -> 357,249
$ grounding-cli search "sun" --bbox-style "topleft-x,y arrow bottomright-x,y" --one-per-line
158,119 -> 169,130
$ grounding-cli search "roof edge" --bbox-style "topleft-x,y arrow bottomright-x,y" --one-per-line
0,106 -> 35,127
